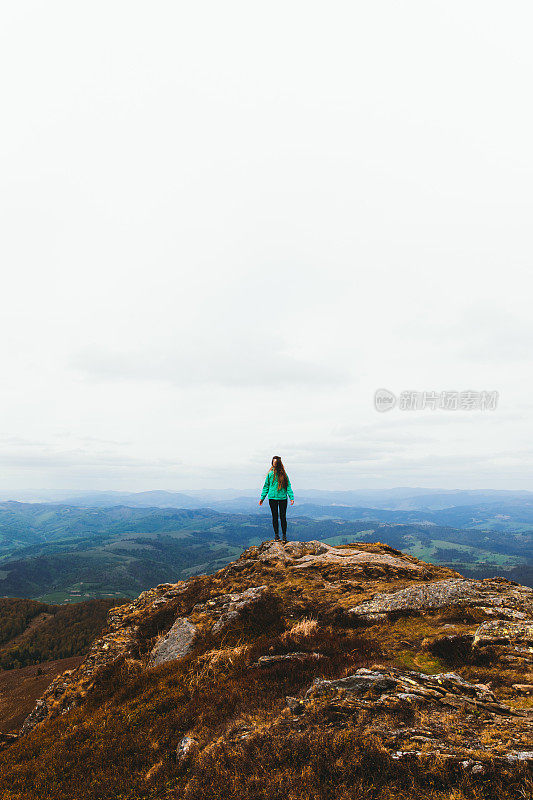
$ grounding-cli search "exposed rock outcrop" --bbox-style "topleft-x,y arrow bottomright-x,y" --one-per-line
302,665 -> 526,717
19,541 -> 455,735
348,577 -> 533,621
252,651 -> 325,667
199,585 -> 270,634
472,619 -> 533,648
20,579 -> 200,733
280,664 -> 532,765
148,618 -> 198,666
249,540 -> 432,577
20,625 -> 138,734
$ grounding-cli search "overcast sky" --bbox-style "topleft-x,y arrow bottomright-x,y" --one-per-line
1,2 -> 532,495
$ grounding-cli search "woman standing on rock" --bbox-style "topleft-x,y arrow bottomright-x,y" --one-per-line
259,456 -> 294,543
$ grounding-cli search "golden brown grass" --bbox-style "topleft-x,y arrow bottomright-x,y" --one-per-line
188,644 -> 251,689
0,622 -> 529,800
281,617 -> 319,645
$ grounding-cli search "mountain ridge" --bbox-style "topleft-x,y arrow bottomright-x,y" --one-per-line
1,539 -> 531,799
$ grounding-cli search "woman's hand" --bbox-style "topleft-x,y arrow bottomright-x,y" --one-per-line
259,499 -> 263,505
290,499 -> 294,505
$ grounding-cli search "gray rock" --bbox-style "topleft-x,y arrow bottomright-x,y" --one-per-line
253,540 -> 426,576
505,751 -> 533,762
176,735 -> 197,763
300,666 -> 515,716
210,586 -> 270,634
285,696 -> 305,713
461,760 -> 486,774
473,620 -> 533,648
253,652 -> 324,667
149,618 -> 198,666
349,578 -> 533,618
305,670 -> 397,698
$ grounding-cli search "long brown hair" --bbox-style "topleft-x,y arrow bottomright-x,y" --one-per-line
270,455 -> 288,491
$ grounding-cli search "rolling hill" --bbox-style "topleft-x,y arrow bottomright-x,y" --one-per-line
0,502 -> 531,601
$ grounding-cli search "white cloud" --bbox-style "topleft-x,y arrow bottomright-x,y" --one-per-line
0,2 -> 532,492
71,338 -> 346,389
0,448 -> 180,470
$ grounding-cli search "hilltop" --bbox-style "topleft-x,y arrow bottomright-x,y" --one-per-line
0,540 -> 531,799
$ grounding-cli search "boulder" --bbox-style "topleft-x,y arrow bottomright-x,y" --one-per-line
149,618 -> 198,667
176,735 -> 197,764
205,586 -> 270,634
472,620 -> 533,648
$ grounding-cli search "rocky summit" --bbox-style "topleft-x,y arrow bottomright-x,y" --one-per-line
1,540 -> 532,800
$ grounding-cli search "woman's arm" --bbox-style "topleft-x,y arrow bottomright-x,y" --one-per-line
286,477 -> 294,503
259,472 -> 271,504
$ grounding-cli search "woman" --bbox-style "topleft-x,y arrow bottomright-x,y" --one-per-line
259,456 -> 294,543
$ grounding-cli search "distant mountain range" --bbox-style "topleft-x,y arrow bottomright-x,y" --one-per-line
32,487 -> 533,534
5,486 -> 533,513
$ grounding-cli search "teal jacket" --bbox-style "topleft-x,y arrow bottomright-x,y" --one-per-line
260,469 -> 294,501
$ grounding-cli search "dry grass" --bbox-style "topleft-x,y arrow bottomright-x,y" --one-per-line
0,656 -> 85,733
181,726 -> 531,800
281,617 -> 319,645
0,619 -> 377,800
0,622 -> 529,800
0,549 -> 530,800
188,644 -> 251,689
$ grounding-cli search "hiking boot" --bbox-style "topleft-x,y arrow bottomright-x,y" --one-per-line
274,535 -> 281,542
282,536 -> 287,544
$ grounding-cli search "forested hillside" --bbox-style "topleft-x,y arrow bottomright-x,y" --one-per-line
0,598 -> 127,669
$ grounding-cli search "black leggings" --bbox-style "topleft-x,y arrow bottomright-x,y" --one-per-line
269,499 -> 287,537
